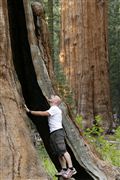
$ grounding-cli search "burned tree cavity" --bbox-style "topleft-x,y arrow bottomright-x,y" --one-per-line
7,0 -> 60,171
7,0 -> 92,179
5,0 -> 120,180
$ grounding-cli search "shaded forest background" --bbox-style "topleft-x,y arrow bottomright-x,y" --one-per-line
108,0 -> 120,116
31,0 -> 120,117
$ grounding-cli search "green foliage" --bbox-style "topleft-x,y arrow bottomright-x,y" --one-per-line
75,114 -> 120,167
95,135 -> 120,167
114,126 -> 120,141
85,125 -> 120,167
38,143 -> 57,180
75,115 -> 83,128
82,115 -> 104,136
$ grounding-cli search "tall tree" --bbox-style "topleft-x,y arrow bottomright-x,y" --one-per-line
0,0 -> 47,179
43,0 -> 60,70
60,0 -> 113,130
108,0 -> 120,115
47,0 -> 54,61
1,0 -> 120,180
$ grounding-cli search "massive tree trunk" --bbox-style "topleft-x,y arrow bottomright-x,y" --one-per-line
60,0 -> 113,130
0,0 -> 47,179
1,0 -> 120,180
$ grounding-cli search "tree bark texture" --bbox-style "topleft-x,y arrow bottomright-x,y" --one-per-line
0,0 -> 48,179
47,0 -> 54,62
31,1 -> 54,79
1,0 -> 120,180
60,0 -> 113,130
23,1 -> 120,180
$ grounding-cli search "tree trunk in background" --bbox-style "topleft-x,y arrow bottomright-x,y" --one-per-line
0,0 -> 47,179
109,0 -> 120,115
1,0 -> 120,180
48,0 -> 54,64
60,0 -> 113,130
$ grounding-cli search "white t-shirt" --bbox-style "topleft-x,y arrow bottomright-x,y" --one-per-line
47,105 -> 63,133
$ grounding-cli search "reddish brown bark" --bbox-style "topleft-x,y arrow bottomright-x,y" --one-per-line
60,0 -> 113,130
0,0 -> 48,179
1,0 -> 120,180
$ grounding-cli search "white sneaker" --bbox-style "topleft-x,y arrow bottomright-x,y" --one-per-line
62,168 -> 77,178
55,169 -> 67,177
71,167 -> 77,175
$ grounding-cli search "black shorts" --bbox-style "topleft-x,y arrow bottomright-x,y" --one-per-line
50,129 -> 67,157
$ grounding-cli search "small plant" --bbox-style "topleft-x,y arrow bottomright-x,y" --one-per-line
76,114 -> 120,167
114,126 -> 120,141
84,115 -> 104,137
75,115 -> 83,128
37,143 -> 57,179
96,134 -> 120,166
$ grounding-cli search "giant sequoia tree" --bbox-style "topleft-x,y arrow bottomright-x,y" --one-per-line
60,0 -> 113,131
0,0 -> 47,179
0,0 -> 120,180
